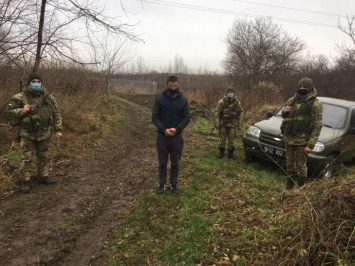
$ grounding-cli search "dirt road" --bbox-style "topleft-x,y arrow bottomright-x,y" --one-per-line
0,96 -> 158,265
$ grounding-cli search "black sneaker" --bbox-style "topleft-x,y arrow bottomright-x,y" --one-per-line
38,176 -> 56,185
156,184 -> 165,194
171,183 -> 179,194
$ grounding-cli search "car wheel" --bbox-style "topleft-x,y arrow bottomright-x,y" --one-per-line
320,155 -> 337,178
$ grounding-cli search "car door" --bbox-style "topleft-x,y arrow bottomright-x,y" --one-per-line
339,108 -> 355,162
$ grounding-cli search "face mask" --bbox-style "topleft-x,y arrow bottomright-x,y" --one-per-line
168,88 -> 179,95
31,83 -> 42,91
297,88 -> 309,95
227,92 -> 234,99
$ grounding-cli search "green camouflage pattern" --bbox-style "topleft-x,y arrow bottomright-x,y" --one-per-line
19,138 -> 50,181
218,127 -> 237,149
7,85 -> 63,141
214,96 -> 243,149
281,88 -> 322,149
298,77 -> 313,88
214,96 -> 243,128
285,144 -> 307,177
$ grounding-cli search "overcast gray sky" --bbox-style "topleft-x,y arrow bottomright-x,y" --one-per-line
104,0 -> 355,72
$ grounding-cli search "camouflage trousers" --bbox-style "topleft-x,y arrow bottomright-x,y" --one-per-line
218,126 -> 236,149
19,138 -> 50,181
285,144 -> 307,177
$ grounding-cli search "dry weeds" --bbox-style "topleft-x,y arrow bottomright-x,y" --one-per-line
276,177 -> 355,265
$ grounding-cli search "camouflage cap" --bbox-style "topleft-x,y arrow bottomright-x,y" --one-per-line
226,87 -> 236,92
27,73 -> 42,84
298,77 -> 313,89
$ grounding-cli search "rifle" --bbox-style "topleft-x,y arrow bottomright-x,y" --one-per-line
14,78 -> 24,142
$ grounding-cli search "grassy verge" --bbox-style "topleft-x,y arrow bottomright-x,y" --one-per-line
108,117 -> 297,265
0,95 -> 126,199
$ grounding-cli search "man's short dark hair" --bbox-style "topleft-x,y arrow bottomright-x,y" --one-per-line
167,76 -> 179,84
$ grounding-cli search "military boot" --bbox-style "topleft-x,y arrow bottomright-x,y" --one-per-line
38,176 -> 56,185
297,176 -> 306,188
228,148 -> 236,160
285,173 -> 296,190
218,147 -> 225,159
19,180 -> 31,193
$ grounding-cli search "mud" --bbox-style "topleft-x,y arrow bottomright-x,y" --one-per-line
0,96 -> 158,265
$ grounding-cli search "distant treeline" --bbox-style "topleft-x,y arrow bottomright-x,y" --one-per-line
112,61 -> 355,103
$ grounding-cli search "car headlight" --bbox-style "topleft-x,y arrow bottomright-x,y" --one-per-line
313,142 -> 325,152
246,126 -> 261,138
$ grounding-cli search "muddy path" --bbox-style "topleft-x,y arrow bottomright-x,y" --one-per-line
0,96 -> 158,266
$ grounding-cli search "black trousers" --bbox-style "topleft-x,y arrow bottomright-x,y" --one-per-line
157,134 -> 184,185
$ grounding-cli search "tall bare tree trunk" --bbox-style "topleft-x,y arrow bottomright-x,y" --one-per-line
32,0 -> 46,73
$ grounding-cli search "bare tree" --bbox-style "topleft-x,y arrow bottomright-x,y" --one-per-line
33,0 -> 47,72
0,1 -> 35,67
136,56 -> 146,74
224,18 -> 306,89
0,0 -> 140,73
167,62 -> 172,74
173,54 -> 188,74
297,54 -> 330,75
337,16 -> 355,67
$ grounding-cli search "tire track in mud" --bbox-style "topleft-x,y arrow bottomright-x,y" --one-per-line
0,97 -> 157,265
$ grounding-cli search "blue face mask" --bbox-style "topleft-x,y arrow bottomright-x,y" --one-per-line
227,93 -> 234,99
31,83 -> 42,91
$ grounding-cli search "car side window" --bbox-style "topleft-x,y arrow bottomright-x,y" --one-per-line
350,109 -> 355,129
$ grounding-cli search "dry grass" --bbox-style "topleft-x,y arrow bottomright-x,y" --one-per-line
185,81 -> 285,127
2,70 -> 355,265
274,177 -> 355,265
0,66 -> 124,199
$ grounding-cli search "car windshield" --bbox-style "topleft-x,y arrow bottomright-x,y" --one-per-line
275,103 -> 348,129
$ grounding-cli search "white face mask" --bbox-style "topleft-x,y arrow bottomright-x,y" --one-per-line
227,92 -> 234,98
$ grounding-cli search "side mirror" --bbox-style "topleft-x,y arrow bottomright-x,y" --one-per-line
266,111 -> 274,118
348,128 -> 355,135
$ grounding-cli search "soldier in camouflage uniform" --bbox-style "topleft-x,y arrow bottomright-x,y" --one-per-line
281,77 -> 322,189
7,73 -> 63,193
214,87 -> 243,159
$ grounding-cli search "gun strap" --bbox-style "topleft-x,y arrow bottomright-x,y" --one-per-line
20,92 -> 29,106
20,91 -> 49,107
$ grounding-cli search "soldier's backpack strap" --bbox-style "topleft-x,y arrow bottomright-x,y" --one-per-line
309,97 -> 317,111
20,92 -> 29,106
288,96 -> 296,107
234,99 -> 242,114
302,96 -> 316,110
42,92 -> 51,105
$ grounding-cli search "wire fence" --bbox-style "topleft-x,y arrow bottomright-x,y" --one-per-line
108,79 -> 157,95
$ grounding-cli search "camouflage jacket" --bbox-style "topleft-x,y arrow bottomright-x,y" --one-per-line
214,96 -> 243,128
281,88 -> 322,149
7,85 -> 63,141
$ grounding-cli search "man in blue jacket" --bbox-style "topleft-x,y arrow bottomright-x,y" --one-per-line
152,76 -> 190,194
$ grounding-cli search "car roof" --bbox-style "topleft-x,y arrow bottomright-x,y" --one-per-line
318,96 -> 355,108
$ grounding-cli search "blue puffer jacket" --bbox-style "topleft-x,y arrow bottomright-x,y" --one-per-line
152,89 -> 190,135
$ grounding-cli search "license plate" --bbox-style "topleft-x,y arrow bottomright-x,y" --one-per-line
262,145 -> 284,157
